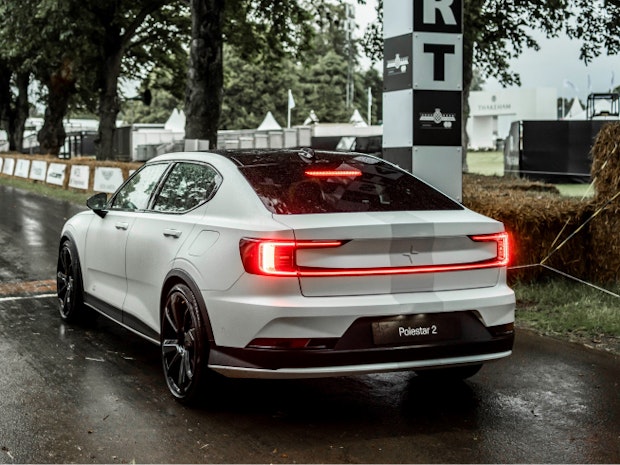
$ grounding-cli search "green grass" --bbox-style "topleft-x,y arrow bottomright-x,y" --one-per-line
467,151 -> 594,198
513,279 -> 620,348
467,151 -> 505,176
0,176 -> 91,205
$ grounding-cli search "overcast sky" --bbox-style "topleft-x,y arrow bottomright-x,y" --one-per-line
354,1 -> 620,102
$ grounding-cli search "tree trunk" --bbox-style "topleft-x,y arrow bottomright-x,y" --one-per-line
38,60 -> 76,156
0,66 -> 29,153
185,0 -> 224,147
9,73 -> 30,152
96,51 -> 123,160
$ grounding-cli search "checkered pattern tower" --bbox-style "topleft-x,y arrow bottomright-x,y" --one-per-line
382,0 -> 463,201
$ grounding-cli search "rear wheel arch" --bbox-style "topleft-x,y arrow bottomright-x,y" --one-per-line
161,269 -> 215,343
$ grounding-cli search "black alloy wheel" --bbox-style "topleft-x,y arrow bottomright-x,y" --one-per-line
161,283 -> 209,404
57,240 -> 85,322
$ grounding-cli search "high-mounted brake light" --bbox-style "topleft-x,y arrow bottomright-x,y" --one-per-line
304,169 -> 362,178
240,232 -> 510,277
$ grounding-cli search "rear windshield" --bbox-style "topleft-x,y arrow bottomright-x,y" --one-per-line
235,152 -> 463,214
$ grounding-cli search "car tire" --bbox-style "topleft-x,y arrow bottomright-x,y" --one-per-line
415,363 -> 483,381
56,239 -> 87,322
161,283 -> 211,404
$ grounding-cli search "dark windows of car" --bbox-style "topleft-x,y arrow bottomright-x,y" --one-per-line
153,162 -> 222,213
111,163 -> 168,211
110,162 -> 221,214
235,152 -> 463,214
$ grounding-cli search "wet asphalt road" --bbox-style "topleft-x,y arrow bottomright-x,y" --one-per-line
0,183 -> 619,464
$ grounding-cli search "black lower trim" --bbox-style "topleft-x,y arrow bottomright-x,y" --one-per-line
209,312 -> 514,370
84,293 -> 159,343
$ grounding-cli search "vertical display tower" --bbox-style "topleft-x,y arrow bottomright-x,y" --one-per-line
382,0 -> 463,201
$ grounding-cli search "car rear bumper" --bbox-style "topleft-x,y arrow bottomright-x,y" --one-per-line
209,350 -> 513,379
207,314 -> 515,379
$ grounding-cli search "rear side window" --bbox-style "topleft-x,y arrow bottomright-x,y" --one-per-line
237,153 -> 462,214
153,162 -> 221,213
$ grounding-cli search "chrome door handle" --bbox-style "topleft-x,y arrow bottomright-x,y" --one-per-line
163,229 -> 182,238
115,222 -> 129,230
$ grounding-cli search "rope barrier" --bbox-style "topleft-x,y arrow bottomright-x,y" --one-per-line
506,184 -> 620,299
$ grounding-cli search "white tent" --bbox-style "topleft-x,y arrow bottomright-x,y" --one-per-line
165,108 -> 186,131
349,109 -> 368,127
564,99 -> 586,120
303,110 -> 320,125
257,111 -> 282,130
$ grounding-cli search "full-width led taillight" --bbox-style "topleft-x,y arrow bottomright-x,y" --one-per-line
240,232 -> 510,277
470,232 -> 510,267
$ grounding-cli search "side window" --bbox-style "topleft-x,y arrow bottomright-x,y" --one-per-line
153,162 -> 221,213
111,163 -> 168,211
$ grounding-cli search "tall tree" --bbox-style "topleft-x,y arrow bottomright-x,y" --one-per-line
185,0 -> 316,146
87,0 -> 190,159
0,0 -> 190,158
0,59 -> 30,153
0,0 -> 89,155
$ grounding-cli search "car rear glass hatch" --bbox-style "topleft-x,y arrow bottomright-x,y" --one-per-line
229,150 -> 463,214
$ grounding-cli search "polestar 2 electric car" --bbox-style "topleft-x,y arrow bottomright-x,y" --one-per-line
57,149 -> 515,403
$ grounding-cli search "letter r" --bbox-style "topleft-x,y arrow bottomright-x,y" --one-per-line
423,0 -> 457,26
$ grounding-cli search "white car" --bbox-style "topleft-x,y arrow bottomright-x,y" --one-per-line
57,149 -> 515,404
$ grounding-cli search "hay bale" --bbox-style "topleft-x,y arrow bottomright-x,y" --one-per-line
464,174 -> 593,283
589,122 -> 620,282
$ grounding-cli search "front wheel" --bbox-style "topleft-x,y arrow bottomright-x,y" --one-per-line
161,283 -> 210,404
56,239 -> 87,322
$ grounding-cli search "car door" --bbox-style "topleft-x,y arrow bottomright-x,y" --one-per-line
83,162 -> 169,313
123,162 -> 222,337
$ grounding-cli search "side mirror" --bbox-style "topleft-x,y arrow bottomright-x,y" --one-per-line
87,192 -> 109,218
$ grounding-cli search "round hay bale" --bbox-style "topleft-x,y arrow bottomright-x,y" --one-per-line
589,122 -> 620,283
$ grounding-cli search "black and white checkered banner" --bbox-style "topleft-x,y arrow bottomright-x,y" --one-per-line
382,0 -> 463,201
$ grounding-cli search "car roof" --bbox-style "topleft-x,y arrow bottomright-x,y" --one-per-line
147,149 -> 373,167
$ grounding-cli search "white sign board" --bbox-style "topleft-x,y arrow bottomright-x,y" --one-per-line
2,158 -> 14,176
14,159 -> 30,178
94,167 -> 124,193
30,160 -> 48,181
46,163 -> 67,186
69,165 -> 90,190
383,0 -> 463,201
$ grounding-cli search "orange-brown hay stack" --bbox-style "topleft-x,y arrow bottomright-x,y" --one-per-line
590,122 -> 620,283
463,174 -> 593,283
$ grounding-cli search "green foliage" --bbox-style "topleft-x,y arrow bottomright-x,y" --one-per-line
567,1 -> 620,63
219,1 -> 382,130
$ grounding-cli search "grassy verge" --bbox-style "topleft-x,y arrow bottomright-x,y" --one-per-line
467,151 -> 594,198
0,175 -> 91,205
512,278 -> 620,354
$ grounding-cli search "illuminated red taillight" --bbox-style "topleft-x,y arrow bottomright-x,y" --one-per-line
304,169 -> 362,177
239,239 -> 343,276
240,232 -> 510,278
470,232 -> 510,267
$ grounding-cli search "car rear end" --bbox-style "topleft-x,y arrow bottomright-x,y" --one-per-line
202,150 -> 515,378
